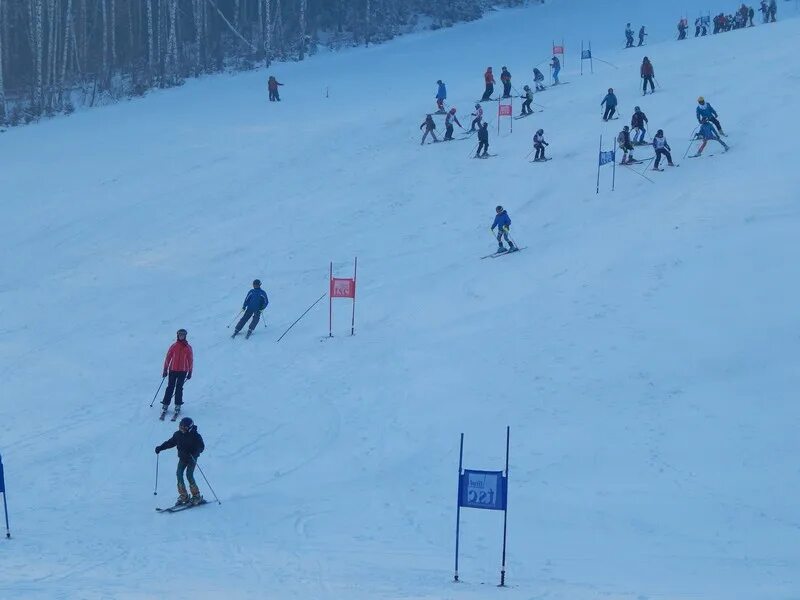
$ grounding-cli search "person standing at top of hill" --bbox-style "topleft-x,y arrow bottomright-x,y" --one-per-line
233,279 -> 269,339
638,25 -> 647,46
481,67 -> 495,101
641,57 -> 655,95
550,55 -> 561,84
625,23 -> 634,48
267,76 -> 283,101
768,0 -> 777,22
677,18 -> 688,40
601,88 -> 618,121
435,80 -> 447,113
500,67 -> 512,98
161,329 -> 193,420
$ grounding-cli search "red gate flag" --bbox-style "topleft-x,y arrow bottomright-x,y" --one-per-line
329,258 -> 358,336
330,277 -> 355,298
498,104 -> 512,117
553,45 -> 564,54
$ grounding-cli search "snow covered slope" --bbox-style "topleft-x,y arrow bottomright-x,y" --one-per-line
2,1 -> 800,599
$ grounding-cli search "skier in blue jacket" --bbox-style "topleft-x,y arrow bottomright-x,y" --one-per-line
601,88 -> 618,121
233,279 -> 269,338
491,206 -> 516,253
696,96 -> 724,135
692,118 -> 729,157
436,80 -> 447,112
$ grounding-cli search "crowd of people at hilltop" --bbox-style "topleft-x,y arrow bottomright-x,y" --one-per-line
678,1 -> 778,39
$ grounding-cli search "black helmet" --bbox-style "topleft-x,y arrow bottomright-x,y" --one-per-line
253,279 -> 261,287
437,79 -> 442,84
179,417 -> 193,429
475,103 -> 480,108
496,205 -> 504,213
537,128 -> 544,135
656,129 -> 664,135
176,328 -> 187,338
634,106 -> 640,111
524,85 -> 530,90
623,125 -> 629,130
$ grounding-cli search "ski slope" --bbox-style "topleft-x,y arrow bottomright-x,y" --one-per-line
2,1 -> 800,598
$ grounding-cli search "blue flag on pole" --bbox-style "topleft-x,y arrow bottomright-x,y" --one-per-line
599,149 -> 615,166
581,49 -> 592,59
459,469 -> 507,511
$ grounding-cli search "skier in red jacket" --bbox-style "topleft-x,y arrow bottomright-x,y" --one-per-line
161,329 -> 194,419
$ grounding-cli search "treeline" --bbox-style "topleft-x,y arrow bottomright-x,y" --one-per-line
0,0 -> 537,126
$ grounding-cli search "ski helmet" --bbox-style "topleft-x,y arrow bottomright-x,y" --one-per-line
623,125 -> 629,130
179,417 -> 193,429
253,279 -> 262,287
176,328 -> 187,338
656,129 -> 664,135
524,85 -> 530,91
698,96 -> 705,104
634,106 -> 640,111
537,129 -> 544,135
475,103 -> 480,109
450,107 -> 456,113
608,88 -> 614,93
437,79 -> 442,85
496,205 -> 504,213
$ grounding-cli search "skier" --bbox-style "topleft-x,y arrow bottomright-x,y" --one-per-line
695,17 -> 703,37
696,97 -> 724,135
768,0 -> 776,22
470,103 -> 484,132
533,67 -> 546,91
640,57 -> 655,95
476,122 -> 489,158
601,88 -> 618,121
638,25 -> 647,46
481,67 -> 495,101
748,5 -> 755,26
617,125 -> 635,164
631,106 -> 648,143
155,417 -> 205,506
651,130 -> 675,170
699,16 -> 708,35
161,329 -> 193,419
233,279 -> 269,339
267,76 -> 283,102
520,86 -> 533,116
436,80 -> 447,113
625,23 -> 634,48
693,118 -> 729,157
550,55 -> 561,84
491,206 -> 516,253
677,18 -> 688,40
759,1 -> 768,23
420,114 -> 439,144
533,129 -> 549,161
500,67 -> 512,98
444,107 -> 462,141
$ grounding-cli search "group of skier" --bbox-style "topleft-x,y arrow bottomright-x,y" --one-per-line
678,2 -> 775,39
154,279 -> 270,507
624,23 -> 647,47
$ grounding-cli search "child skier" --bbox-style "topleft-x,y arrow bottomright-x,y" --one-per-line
692,118 -> 729,157
533,67 -> 546,91
533,129 -> 549,161
491,206 -> 516,253
233,279 -> 269,339
625,23 -> 634,48
696,97 -> 725,135
482,67 -> 495,101
631,106 -> 648,143
500,67 -> 512,98
617,126 -> 636,164
520,86 -> 534,116
444,108 -> 462,141
267,76 -> 283,101
476,122 -> 489,158
436,80 -> 447,113
678,18 -> 688,40
161,329 -> 193,420
155,417 -> 205,506
651,130 -> 675,169
640,57 -> 655,95
470,104 -> 484,132
420,114 -> 439,144
550,56 -> 561,84
638,25 -> 647,46
601,88 -> 618,121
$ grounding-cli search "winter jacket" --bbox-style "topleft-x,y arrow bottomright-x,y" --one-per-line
243,288 -> 269,311
445,112 -> 462,128
472,106 -> 484,118
533,68 -> 544,81
551,57 -> 560,69
477,126 -> 489,143
601,93 -> 618,108
652,136 -> 671,151
420,116 -> 436,131
500,69 -> 511,83
491,210 -> 511,231
625,27 -> 634,40
631,110 -> 648,129
640,61 -> 654,77
696,103 -> 717,121
534,133 -> 547,147
156,425 -> 205,463
267,78 -> 283,91
164,340 -> 193,373
436,83 -> 447,100
521,90 -> 533,102
617,129 -> 632,147
484,69 -> 495,84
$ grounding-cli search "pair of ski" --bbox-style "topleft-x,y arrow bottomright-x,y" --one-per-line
160,407 -> 182,421
481,247 -> 526,260
651,164 -> 680,171
530,157 -> 552,163
513,111 -> 542,120
231,329 -> 254,339
472,153 -> 497,159
156,498 -> 209,513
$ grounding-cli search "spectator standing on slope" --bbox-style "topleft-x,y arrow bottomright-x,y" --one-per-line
481,67 -> 495,101
267,76 -> 283,101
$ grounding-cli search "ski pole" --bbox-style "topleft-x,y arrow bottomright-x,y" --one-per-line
467,143 -> 479,159
654,77 -> 661,88
226,309 -> 244,328
276,292 -> 327,343
154,453 -> 160,496
149,377 -> 166,408
193,459 -> 221,505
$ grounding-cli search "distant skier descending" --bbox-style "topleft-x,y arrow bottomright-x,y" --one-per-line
533,129 -> 549,161
640,57 -> 655,95
500,67 -> 512,98
475,122 -> 490,158
420,114 -> 439,144
631,106 -> 648,143
520,86 -> 533,116
696,96 -> 725,135
435,80 -> 447,113
161,329 -> 193,419
532,67 -> 546,91
481,67 -> 495,101
444,108 -> 462,141
550,56 -> 561,84
155,417 -> 205,506
267,76 -> 283,101
491,206 -> 516,253
470,104 -> 484,132
601,88 -> 618,121
652,130 -> 676,169
233,279 -> 269,338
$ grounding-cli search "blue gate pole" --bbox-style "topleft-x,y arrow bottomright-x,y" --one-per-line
596,135 -> 603,194
454,433 -> 464,582
499,426 -> 510,586
2,492 -> 9,538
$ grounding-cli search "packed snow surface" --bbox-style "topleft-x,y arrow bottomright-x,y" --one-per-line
2,1 -> 800,598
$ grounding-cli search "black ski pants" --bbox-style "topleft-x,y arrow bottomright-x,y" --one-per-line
235,307 -> 262,333
476,141 -> 488,156
654,148 -> 672,168
603,105 -> 616,120
269,89 -> 280,101
481,84 -> 494,101
502,82 -> 511,98
521,98 -> 533,114
534,143 -> 546,160
470,117 -> 482,131
642,76 -> 654,93
444,124 -> 454,140
163,370 -> 187,407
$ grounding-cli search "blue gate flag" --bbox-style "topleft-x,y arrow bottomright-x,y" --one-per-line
599,149 -> 615,166
459,469 -> 507,511
581,49 -> 592,59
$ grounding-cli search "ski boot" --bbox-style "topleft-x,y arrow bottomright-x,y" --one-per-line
171,406 -> 181,421
176,495 -> 190,506
245,329 -> 253,339
508,243 -> 517,253
159,404 -> 169,421
191,494 -> 205,506
497,245 -> 508,254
